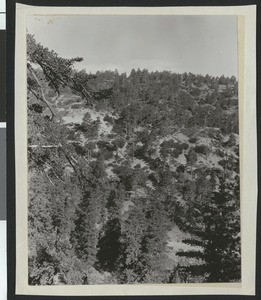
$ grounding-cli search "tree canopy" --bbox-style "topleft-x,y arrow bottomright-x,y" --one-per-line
27,33 -> 240,285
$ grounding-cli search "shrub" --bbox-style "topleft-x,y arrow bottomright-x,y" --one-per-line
71,103 -> 82,109
216,149 -> 225,158
181,143 -> 189,150
97,141 -> 108,149
73,143 -> 86,156
194,145 -> 209,155
103,150 -> 114,160
218,159 -> 227,167
114,139 -> 125,149
28,103 -> 44,113
188,137 -> 197,144
176,165 -> 185,173
105,143 -> 117,152
104,115 -> 114,124
172,149 -> 181,158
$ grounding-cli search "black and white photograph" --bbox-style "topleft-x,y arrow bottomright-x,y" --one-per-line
26,14 -> 242,286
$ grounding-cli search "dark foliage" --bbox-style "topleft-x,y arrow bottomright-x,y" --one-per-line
27,34 -> 240,285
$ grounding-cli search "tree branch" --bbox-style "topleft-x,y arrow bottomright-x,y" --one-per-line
43,169 -> 56,187
58,145 -> 83,188
28,145 -> 61,149
34,59 -> 94,99
28,65 -> 57,119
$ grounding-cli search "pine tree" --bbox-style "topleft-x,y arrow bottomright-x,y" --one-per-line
96,186 -> 124,272
175,177 -> 241,282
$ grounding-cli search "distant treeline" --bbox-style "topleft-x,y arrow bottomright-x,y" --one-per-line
27,33 -> 240,285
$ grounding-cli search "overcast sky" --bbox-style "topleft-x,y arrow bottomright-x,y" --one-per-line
27,15 -> 238,77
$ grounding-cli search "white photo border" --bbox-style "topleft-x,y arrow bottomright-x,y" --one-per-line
15,4 -> 257,296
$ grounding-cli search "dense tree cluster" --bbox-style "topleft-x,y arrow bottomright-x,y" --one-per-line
27,34 -> 240,285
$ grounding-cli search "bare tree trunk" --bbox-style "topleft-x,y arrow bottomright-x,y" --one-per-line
28,66 -> 57,119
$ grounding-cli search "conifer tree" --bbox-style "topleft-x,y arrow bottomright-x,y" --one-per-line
175,178 -> 241,282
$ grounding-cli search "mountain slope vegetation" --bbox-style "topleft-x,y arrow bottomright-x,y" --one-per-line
27,34 -> 240,285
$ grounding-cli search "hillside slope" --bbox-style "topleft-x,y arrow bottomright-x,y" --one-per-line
27,34 -> 240,285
